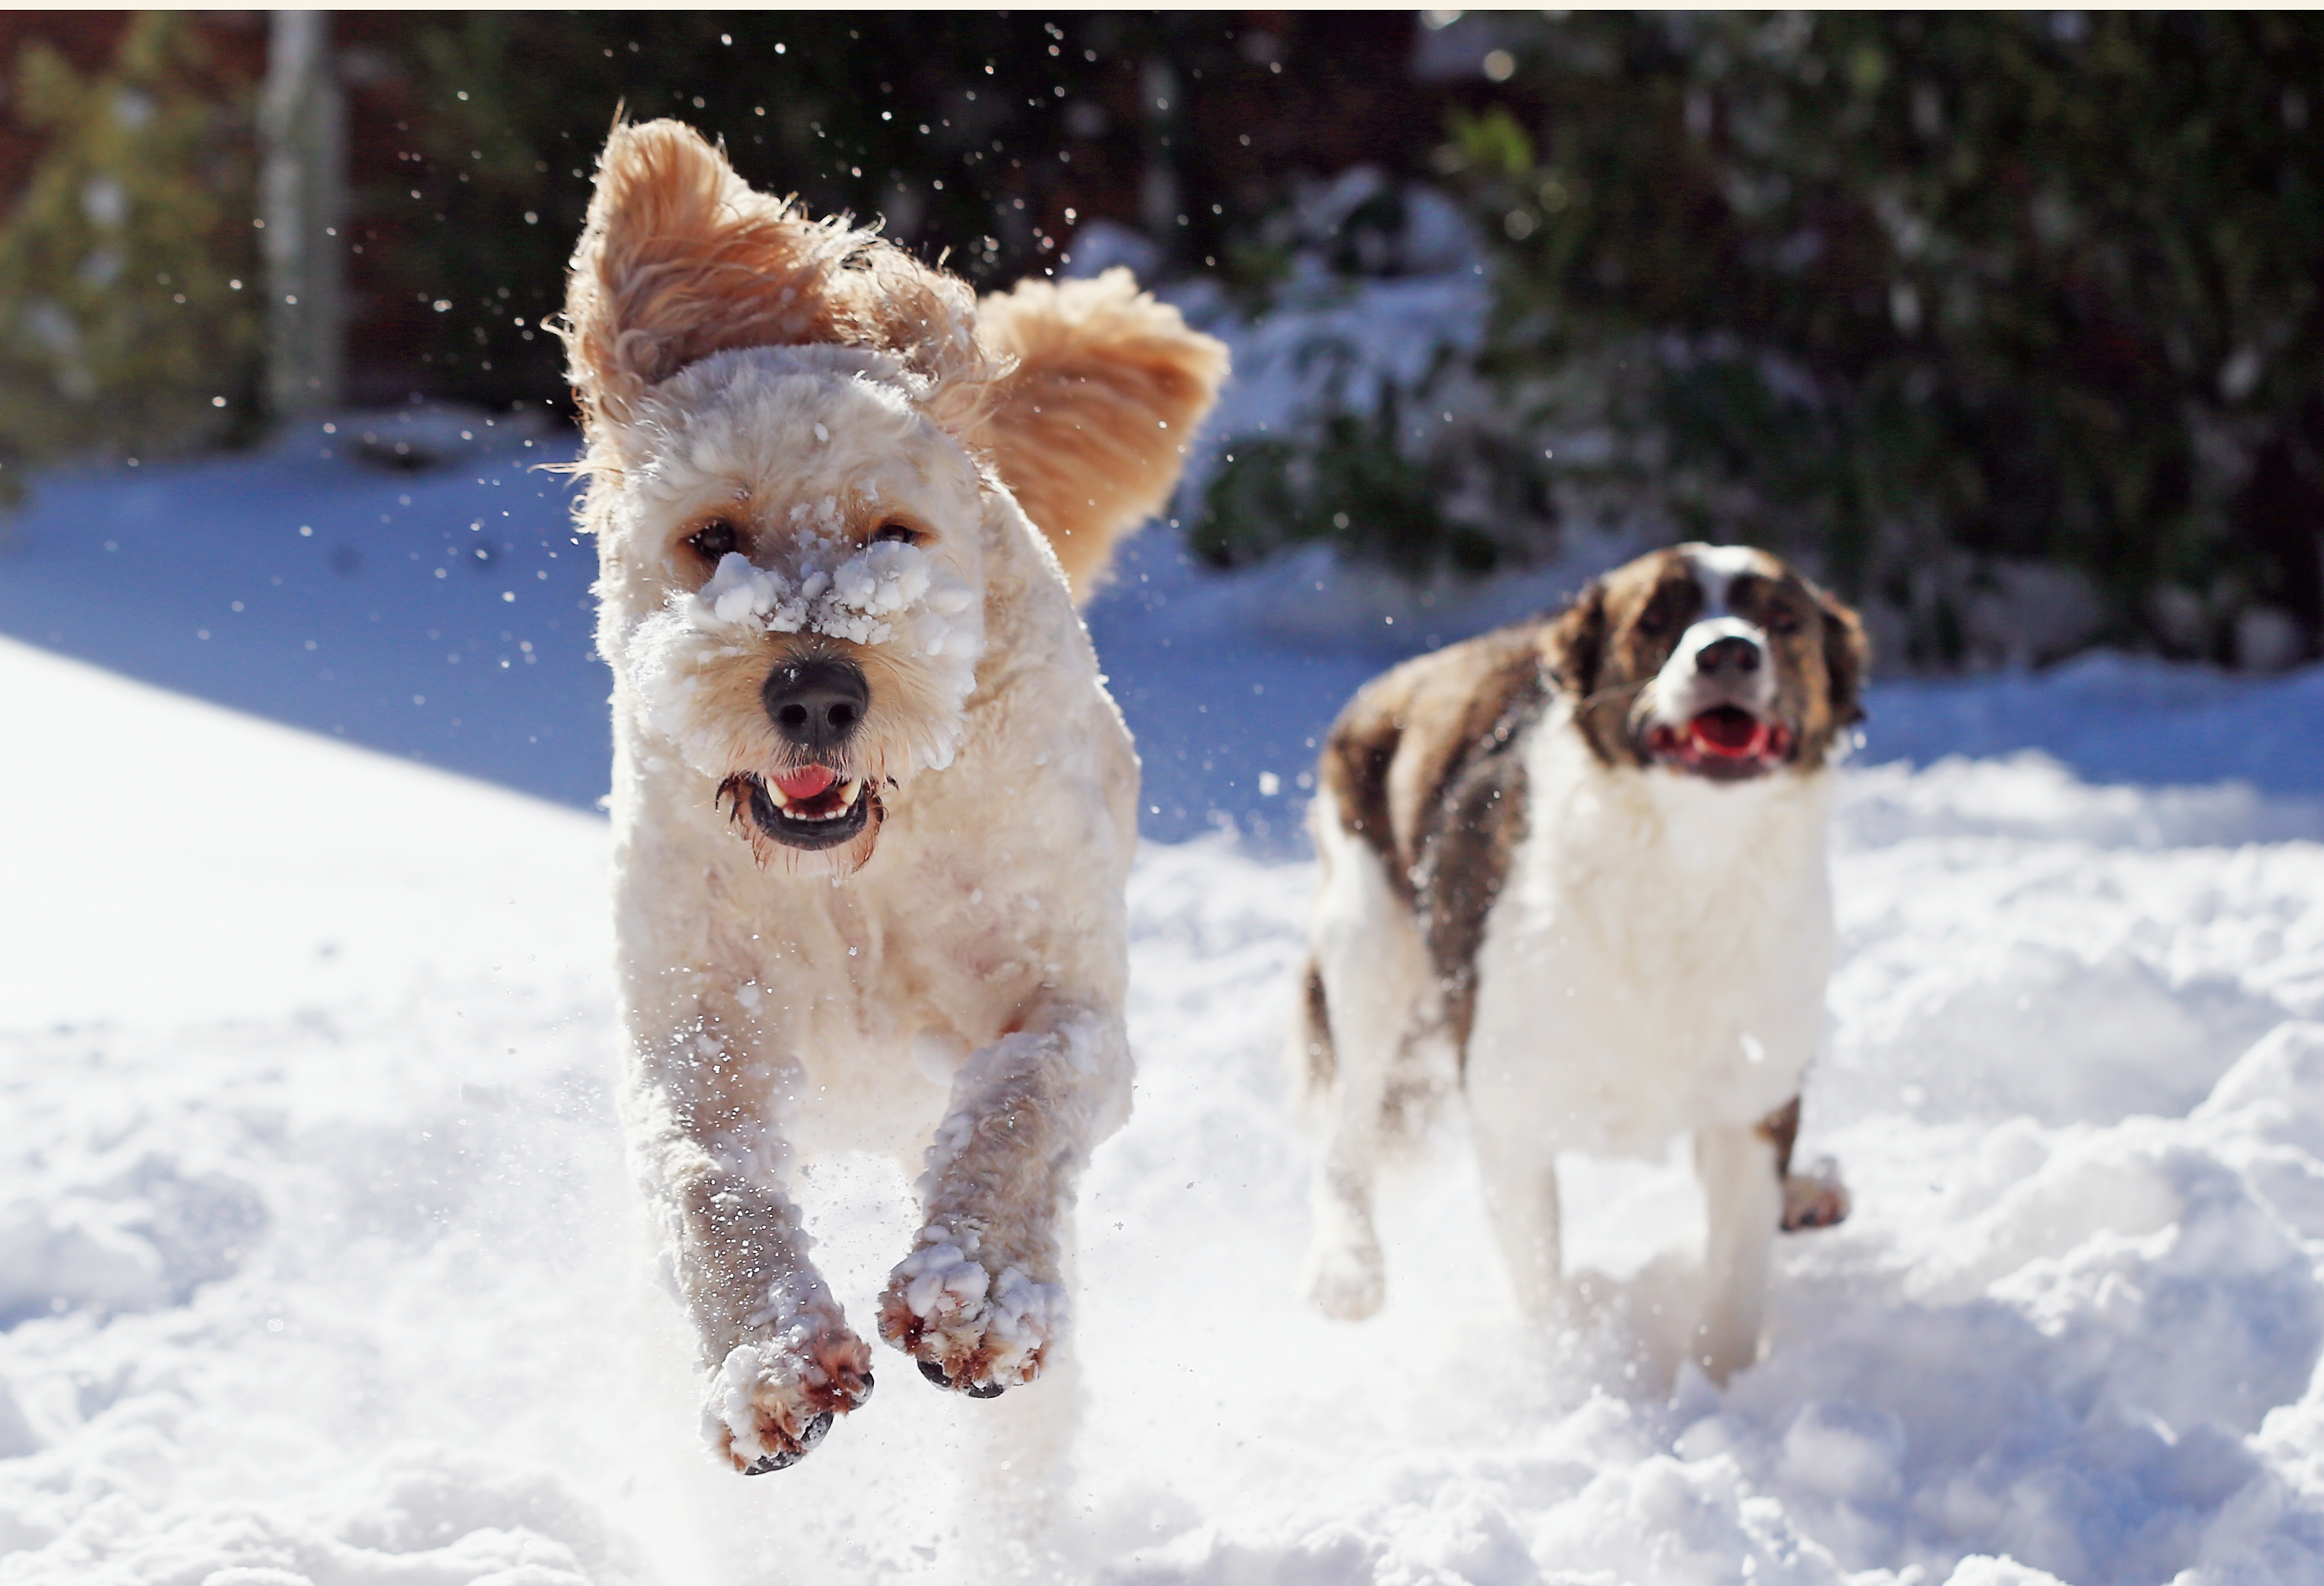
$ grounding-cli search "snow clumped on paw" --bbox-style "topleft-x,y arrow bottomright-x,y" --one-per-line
877,1233 -> 1065,1397
701,1317 -> 875,1474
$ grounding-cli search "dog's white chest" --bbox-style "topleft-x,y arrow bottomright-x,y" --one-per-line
1466,717 -> 1834,1155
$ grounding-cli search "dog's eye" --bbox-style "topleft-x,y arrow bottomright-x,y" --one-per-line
872,521 -> 924,546
1767,607 -> 1803,636
686,519 -> 740,562
1638,601 -> 1675,637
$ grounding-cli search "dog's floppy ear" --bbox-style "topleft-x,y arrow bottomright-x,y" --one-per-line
970,269 -> 1227,600
1543,579 -> 1607,698
1815,581 -> 1869,727
561,119 -> 989,433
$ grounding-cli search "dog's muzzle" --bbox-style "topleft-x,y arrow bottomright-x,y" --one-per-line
1642,621 -> 1793,781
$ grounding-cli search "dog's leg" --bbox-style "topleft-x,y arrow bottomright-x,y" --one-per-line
879,1005 -> 1128,1398
1302,827 -> 1429,1321
1470,1115 -> 1565,1318
1692,1122 -> 1783,1382
626,1017 -> 874,1474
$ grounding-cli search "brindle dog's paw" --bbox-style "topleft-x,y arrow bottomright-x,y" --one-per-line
703,1322 -> 875,1474
1781,1157 -> 1851,1233
1304,1235 -> 1387,1321
878,1237 -> 1063,1398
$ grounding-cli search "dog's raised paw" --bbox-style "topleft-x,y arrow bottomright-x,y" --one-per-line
878,1238 -> 1063,1397
742,1410 -> 833,1473
1781,1156 -> 1851,1233
704,1326 -> 874,1474
916,1357 -> 1008,1398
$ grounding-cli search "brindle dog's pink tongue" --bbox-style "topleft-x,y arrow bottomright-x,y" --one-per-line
774,766 -> 837,800
1690,707 -> 1768,758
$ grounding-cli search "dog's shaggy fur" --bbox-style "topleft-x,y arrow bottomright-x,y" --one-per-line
561,121 -> 1224,1472
1300,544 -> 1866,1381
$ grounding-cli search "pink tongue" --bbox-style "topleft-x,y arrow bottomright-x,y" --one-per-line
773,766 -> 837,800
1690,708 -> 1765,757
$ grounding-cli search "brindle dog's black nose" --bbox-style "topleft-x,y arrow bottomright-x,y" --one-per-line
763,658 -> 869,753
1696,634 -> 1763,676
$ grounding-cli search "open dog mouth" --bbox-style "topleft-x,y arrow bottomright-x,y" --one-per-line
1645,705 -> 1796,780
720,765 -> 878,850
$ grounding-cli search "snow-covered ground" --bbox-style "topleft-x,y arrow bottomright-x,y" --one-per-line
10,439 -> 2324,1584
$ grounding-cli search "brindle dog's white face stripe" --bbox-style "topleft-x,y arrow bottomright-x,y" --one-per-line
1638,545 -> 1784,747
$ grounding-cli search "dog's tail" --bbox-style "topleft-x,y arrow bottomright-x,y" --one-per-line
973,269 -> 1229,603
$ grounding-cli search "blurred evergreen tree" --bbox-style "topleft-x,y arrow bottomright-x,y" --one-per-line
359,13 -> 1328,412
0,13 -> 260,483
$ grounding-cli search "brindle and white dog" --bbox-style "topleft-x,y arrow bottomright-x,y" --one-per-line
1300,544 -> 1866,1380
562,121 -> 1225,1472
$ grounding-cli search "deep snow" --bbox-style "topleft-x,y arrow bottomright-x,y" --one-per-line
9,441 -> 2324,1584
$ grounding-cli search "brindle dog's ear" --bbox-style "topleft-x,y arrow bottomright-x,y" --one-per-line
1815,582 -> 1870,727
1544,580 -> 1608,698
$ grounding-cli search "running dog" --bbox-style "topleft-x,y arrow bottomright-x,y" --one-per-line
561,120 -> 1225,1471
1299,544 -> 1864,1379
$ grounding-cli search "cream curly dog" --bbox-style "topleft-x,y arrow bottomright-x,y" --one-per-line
561,120 -> 1225,1473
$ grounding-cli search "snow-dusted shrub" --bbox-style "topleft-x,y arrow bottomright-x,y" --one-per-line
1448,12 -> 2324,669
1189,167 -> 1562,579
0,15 -> 260,485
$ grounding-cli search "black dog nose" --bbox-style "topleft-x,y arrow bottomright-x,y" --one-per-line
1696,634 -> 1763,675
762,658 -> 869,751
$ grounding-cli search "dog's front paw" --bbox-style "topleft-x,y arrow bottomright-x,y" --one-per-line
1304,1231 -> 1386,1320
1781,1156 -> 1851,1232
703,1320 -> 875,1474
878,1236 -> 1065,1397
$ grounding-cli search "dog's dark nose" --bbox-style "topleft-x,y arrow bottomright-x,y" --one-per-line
762,658 -> 869,752
1696,635 -> 1763,676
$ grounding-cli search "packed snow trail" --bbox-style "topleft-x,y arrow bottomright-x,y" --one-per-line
10,633 -> 2324,1584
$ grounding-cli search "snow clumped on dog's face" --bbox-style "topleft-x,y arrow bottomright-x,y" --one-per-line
561,119 -> 1227,877
605,345 -> 991,871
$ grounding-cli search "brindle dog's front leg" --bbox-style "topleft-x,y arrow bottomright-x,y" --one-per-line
878,1003 -> 1130,1397
625,1010 -> 873,1471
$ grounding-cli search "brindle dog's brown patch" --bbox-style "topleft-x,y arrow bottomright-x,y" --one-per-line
1317,622 -> 1548,894
1299,959 -> 1334,1090
1313,623 -> 1548,1086
1756,1096 -> 1802,1180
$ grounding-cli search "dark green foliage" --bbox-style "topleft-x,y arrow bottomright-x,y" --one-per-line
1454,12 -> 2324,662
369,13 -> 1272,412
1193,391 -> 1547,580
0,14 -> 260,479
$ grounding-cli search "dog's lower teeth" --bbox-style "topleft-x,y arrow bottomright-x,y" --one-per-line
764,780 -> 793,809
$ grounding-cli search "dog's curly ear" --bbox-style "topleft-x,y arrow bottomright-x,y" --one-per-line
1815,581 -> 1870,728
970,269 -> 1227,602
560,119 -> 990,434
1543,579 -> 1608,699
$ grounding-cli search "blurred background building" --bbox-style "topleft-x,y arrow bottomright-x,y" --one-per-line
0,10 -> 2319,673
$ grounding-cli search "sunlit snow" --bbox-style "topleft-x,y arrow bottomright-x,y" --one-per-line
7,439 -> 2324,1583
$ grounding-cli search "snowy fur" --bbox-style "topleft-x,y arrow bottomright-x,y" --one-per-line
562,121 -> 1223,1473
